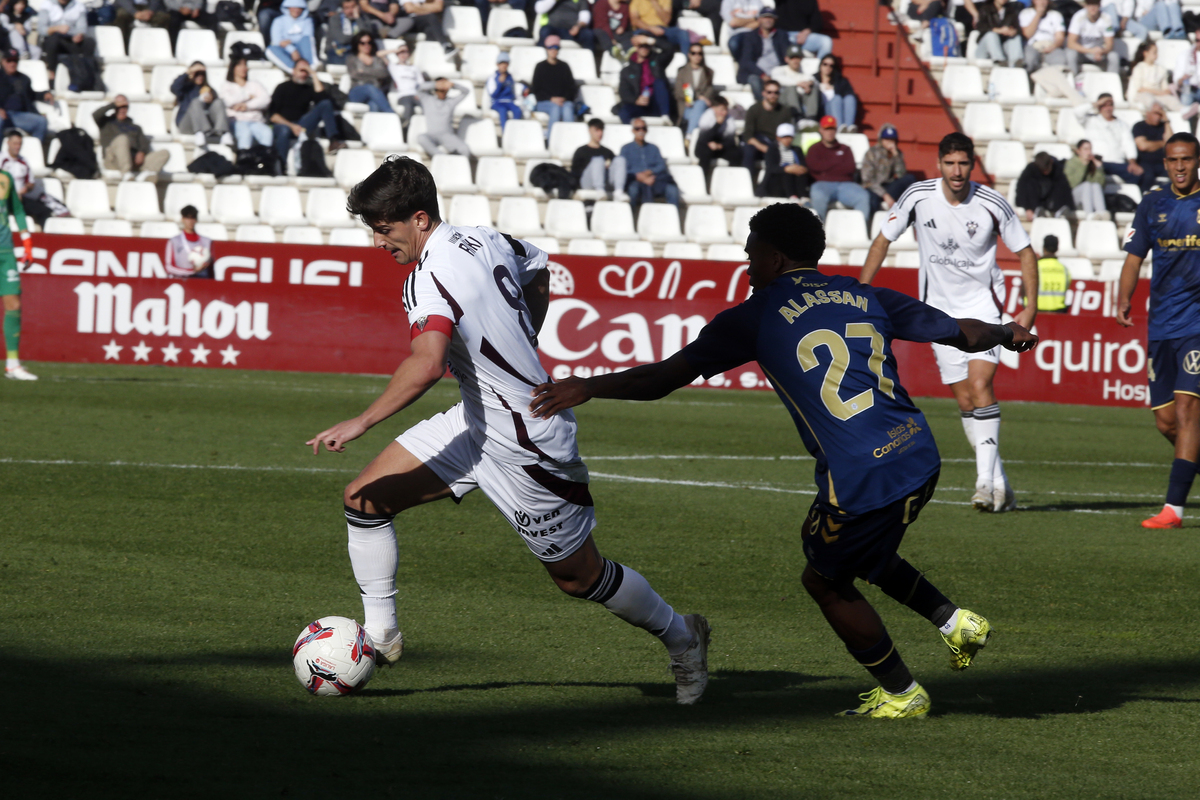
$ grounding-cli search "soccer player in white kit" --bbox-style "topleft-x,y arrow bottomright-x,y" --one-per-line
859,133 -> 1039,513
306,157 -> 711,704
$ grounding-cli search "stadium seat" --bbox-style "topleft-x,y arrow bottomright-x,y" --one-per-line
141,221 -> 180,238
43,217 -> 85,234
406,115 -> 429,152
103,64 -> 149,101
1075,220 -> 1125,260
558,48 -> 599,84
431,154 -> 477,193
567,238 -> 608,255
636,203 -> 687,243
579,85 -> 617,122
846,248 -> 870,266
329,227 -> 371,246
249,68 -> 286,96
74,100 -> 107,140
283,226 -> 324,244
152,142 -> 188,174
708,53 -> 737,88
939,64 -> 988,103
1081,71 -> 1125,104
503,120 -> 551,158
129,28 -> 176,66
92,219 -> 134,236
462,43 -> 502,82
615,239 -> 655,257
646,126 -> 690,164
115,182 -> 165,222
984,140 -> 1027,180
176,29 -> 222,66
195,222 -> 228,240
710,167 -> 757,207
17,59 -> 49,93
413,40 -> 459,78
360,112 -> 406,153
730,206 -> 757,246
683,205 -> 732,244
548,121 -> 590,162
496,197 -> 545,236
223,31 -> 267,60
1056,108 -> 1087,144
306,188 -> 355,228
824,209 -> 872,251
129,102 -> 169,141
164,183 -> 212,222
676,14 -> 714,43
670,164 -> 712,205
1059,257 -> 1095,279
1096,259 -> 1124,281
663,51 -> 687,82
839,133 -> 870,167
662,241 -> 704,260
236,224 -> 277,242
1010,105 -> 1055,144
869,211 -> 916,250
65,180 -> 115,220
894,250 -> 921,267
818,247 -> 841,265
706,243 -> 746,261
149,65 -> 186,104
448,193 -> 493,227
94,26 -> 128,64
1030,217 -> 1077,256
591,201 -> 639,240
334,149 -> 377,190
987,67 -> 1033,104
462,118 -> 502,157
486,8 -> 530,44
600,123 -> 634,153
475,156 -> 523,196
446,5 -> 487,44
507,46 -> 545,85
961,102 -> 1007,141
258,186 -> 308,227
20,137 -> 47,177
526,236 -> 560,254
544,199 -> 590,239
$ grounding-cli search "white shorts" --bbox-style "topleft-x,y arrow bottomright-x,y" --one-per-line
931,342 -> 1000,385
395,403 -> 597,562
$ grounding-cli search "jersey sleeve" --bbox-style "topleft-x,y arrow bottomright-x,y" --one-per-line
873,287 -> 963,343
1124,191 -> 1154,258
403,266 -> 459,331
878,185 -> 919,242
500,232 -> 549,286
679,301 -> 760,378
997,197 -> 1031,253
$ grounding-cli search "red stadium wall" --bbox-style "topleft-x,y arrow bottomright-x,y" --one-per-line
19,234 -> 1152,408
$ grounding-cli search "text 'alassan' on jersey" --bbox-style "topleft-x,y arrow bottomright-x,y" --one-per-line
680,270 -> 962,514
403,223 -> 581,466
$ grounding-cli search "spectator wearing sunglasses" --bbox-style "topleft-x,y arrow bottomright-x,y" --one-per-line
620,119 -> 681,214
170,60 -> 233,149
617,33 -> 676,123
741,79 -> 794,171
674,44 -> 718,135
347,34 -> 394,113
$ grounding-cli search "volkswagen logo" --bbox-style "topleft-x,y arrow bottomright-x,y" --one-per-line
1184,351 -> 1200,375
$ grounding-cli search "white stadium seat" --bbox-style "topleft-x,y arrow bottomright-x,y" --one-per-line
683,205 -> 732,244
985,140 -> 1028,180
496,197 -> 545,237
129,102 -> 169,140
413,41 -> 460,78
329,227 -> 371,246
502,119 -> 551,158
487,8 -> 532,45
825,209 -> 872,251
636,203 -> 686,243
223,31 -> 267,60
548,121 -> 590,162
526,236 -> 560,254
283,226 -> 324,244
360,112 -> 406,152
615,240 -> 655,257
645,126 -> 690,164
1081,71 -> 1125,104
334,149 -> 378,190
195,222 -> 228,240
236,224 -> 277,242
590,201 -> 639,240
92,219 -> 134,236
600,123 -> 634,153
706,243 -> 746,261
43,217 -> 86,234
447,6 -> 488,45
462,118 -> 502,157
558,47 -> 599,84
1010,105 -> 1055,144
129,28 -> 176,66
522,157 -> 562,197
710,166 -> 757,206
65,180 -> 115,220
1075,220 -> 1125,260
987,67 -> 1033,104
306,187 -> 355,228
671,164 -> 712,205
141,221 -> 180,238
94,26 -> 129,64
662,242 -> 704,260
544,199 -> 590,239
475,156 -> 523,195
176,29 -> 222,67
103,64 -> 149,101
579,85 -> 617,121
961,102 -> 1007,141
939,64 -> 988,103
17,60 -> 49,93
1030,217 -> 1077,256
507,46 -> 545,85
163,183 -> 212,222
462,44 -> 502,82
149,65 -> 186,104
567,238 -> 608,255
258,186 -> 308,227
115,182 -> 165,222
431,154 -> 477,193
730,206 -> 757,245
448,193 -> 493,227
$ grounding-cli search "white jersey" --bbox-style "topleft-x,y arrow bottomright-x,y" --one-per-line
403,222 -> 579,466
880,179 -> 1030,321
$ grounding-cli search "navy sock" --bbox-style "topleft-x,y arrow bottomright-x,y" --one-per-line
1166,459 -> 1196,507
874,558 -> 957,627
848,633 -> 913,695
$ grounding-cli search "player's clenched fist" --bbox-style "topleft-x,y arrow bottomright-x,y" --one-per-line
1004,322 -> 1038,353
530,378 -> 592,419
307,417 -> 369,454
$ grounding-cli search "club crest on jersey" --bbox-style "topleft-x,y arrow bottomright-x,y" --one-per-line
414,316 -> 429,331
938,237 -> 960,254
966,221 -> 978,238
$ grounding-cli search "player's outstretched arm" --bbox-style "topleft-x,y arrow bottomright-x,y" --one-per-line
306,331 -> 451,453
526,269 -> 551,333
529,352 -> 701,418
947,319 -> 1038,353
858,233 -> 892,285
1115,252 -> 1144,327
1013,245 -> 1039,330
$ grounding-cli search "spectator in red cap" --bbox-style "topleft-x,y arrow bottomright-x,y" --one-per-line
807,115 -> 871,224
861,123 -> 917,214
533,35 -> 578,140
0,49 -> 51,143
740,78 -> 794,173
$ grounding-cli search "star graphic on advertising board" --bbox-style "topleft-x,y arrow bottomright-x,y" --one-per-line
161,342 -> 181,363
132,341 -> 152,362
190,343 -> 211,364
219,345 -> 240,365
102,339 -> 123,361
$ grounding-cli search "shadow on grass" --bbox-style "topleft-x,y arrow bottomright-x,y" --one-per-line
1017,501 -> 1153,513
4,654 -> 1199,798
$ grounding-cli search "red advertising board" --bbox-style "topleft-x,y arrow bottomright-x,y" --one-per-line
19,234 -> 1152,407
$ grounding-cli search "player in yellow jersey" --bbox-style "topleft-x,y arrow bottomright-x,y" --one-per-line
0,167 -> 35,380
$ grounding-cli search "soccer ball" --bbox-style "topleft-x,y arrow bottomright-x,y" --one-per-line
292,616 -> 376,696
188,246 -> 210,269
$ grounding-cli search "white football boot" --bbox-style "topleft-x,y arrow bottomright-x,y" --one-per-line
5,365 -> 37,381
670,614 -> 711,705
371,631 -> 404,667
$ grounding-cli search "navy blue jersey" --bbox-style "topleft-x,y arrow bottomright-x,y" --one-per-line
1124,185 -> 1200,341
681,270 -> 962,514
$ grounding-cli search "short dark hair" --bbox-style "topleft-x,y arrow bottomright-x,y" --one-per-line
1043,234 -> 1058,254
763,79 -> 780,92
938,132 -> 975,161
711,95 -> 729,108
180,205 -> 198,219
1096,92 -> 1113,104
347,155 -> 442,225
1166,131 -> 1200,156
588,117 -> 605,130
748,203 -> 824,263
1033,151 -> 1056,173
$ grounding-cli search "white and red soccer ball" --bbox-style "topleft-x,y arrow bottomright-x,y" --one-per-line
292,616 -> 376,696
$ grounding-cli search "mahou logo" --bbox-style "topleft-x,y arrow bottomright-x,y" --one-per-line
74,282 -> 271,341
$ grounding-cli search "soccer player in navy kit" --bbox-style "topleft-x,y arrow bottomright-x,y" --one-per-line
1119,132 -> 1200,529
531,204 -> 1038,718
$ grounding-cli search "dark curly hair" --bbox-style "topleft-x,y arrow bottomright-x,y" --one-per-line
748,203 -> 825,264
346,155 -> 442,225
938,132 -> 975,161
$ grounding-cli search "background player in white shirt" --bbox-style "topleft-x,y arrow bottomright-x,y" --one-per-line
859,133 -> 1039,513
306,157 -> 711,704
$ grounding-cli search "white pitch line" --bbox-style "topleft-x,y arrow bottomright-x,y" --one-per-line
586,454 -> 1168,469
0,457 -> 356,474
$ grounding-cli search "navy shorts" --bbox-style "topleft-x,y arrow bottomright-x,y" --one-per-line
1147,336 -> 1200,410
801,473 -> 939,584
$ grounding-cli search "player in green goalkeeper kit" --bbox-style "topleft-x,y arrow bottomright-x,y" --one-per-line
0,168 -> 35,380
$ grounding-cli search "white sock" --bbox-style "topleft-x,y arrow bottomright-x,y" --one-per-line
1167,503 -> 1184,519
345,507 -> 399,642
6,358 -> 17,370
993,455 -> 1009,492
938,609 -> 959,635
960,410 -> 976,452
974,404 -> 1001,489
585,560 -> 692,655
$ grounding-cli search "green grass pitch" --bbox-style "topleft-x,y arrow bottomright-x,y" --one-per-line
2,362 -> 1198,799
